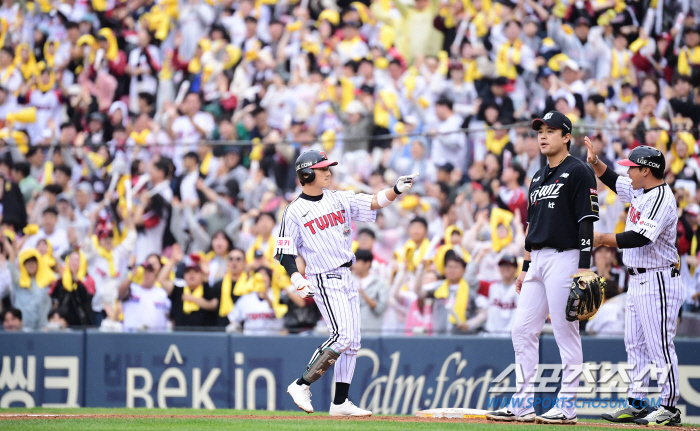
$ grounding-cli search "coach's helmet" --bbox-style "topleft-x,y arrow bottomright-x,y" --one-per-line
295,150 -> 338,185
618,146 -> 665,177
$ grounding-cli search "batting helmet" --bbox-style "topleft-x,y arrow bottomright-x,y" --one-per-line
618,145 -> 665,177
295,150 -> 338,185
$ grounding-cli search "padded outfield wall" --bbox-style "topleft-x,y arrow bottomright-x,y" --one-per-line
0,332 -> 699,421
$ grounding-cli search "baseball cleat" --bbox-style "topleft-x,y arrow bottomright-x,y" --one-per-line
634,407 -> 681,426
535,407 -> 578,424
329,399 -> 372,417
485,407 -> 535,422
287,381 -> 313,413
601,405 -> 649,423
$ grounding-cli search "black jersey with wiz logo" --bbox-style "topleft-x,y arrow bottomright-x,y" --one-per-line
525,156 -> 599,250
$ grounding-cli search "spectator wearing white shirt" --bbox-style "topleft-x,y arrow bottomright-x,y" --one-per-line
165,93 -> 215,173
135,159 -> 174,263
83,210 -> 137,325
586,283 -> 626,337
0,47 -> 22,94
22,207 -> 70,260
429,97 -> 467,169
127,28 -> 161,113
179,152 -> 201,205
177,0 -> 215,61
119,262 -> 171,333
471,255 -> 520,335
227,266 -> 284,335
337,21 -> 369,64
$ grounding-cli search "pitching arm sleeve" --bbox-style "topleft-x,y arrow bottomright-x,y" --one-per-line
280,254 -> 300,276
615,231 -> 651,249
578,218 -> 594,269
599,166 -> 620,193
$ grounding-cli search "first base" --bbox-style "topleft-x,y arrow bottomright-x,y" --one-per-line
414,408 -> 487,419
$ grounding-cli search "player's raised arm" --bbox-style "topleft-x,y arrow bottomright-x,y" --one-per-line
584,135 -> 633,201
370,173 -> 420,210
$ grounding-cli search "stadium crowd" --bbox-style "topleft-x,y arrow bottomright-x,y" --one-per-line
0,0 -> 699,336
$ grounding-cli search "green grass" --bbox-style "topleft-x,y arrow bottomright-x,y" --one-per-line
0,408 -> 696,431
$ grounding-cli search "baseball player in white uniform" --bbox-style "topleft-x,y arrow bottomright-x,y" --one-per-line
277,150 -> 417,416
585,141 -> 683,426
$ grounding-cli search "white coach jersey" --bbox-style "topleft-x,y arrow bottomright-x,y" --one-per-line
616,177 -> 678,269
275,189 -> 377,275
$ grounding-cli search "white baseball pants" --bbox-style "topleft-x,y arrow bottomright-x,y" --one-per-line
626,267 -> 682,407
306,266 -> 360,384
510,248 -> 582,418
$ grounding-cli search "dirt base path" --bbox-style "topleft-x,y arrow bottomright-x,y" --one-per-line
0,413 -> 694,429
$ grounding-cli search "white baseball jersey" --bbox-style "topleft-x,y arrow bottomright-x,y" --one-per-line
227,291 -> 284,336
275,190 -> 377,275
122,283 -> 171,332
615,177 -> 683,408
615,177 -> 678,269
476,281 -> 519,334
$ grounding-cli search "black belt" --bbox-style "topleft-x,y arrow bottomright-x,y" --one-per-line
341,261 -> 352,268
531,245 -> 576,253
628,266 -> 680,277
627,267 -> 647,275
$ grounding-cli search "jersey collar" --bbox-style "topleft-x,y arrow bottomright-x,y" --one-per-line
643,183 -> 666,194
300,192 -> 323,201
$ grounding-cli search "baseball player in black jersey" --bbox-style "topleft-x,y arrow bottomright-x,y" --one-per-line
585,140 -> 683,426
486,111 -> 600,424
276,150 -> 418,416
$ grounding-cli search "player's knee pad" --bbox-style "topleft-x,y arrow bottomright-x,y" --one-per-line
303,348 -> 340,383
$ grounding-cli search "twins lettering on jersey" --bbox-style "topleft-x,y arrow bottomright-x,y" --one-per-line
128,294 -> 169,309
628,205 -> 658,230
493,298 -> 518,310
303,210 -> 347,234
246,312 -> 277,320
530,182 -> 565,204
629,205 -> 642,224
97,268 -> 121,278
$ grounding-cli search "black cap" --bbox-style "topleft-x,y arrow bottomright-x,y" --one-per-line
184,263 -> 202,273
531,111 -> 572,134
498,254 -> 518,267
295,150 -> 337,171
685,25 -> 700,34
438,163 -> 455,173
618,145 -> 665,176
355,249 -> 374,262
575,16 -> 591,27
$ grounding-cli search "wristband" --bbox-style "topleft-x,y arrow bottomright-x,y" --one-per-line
393,184 -> 402,195
377,190 -> 393,208
522,260 -> 530,272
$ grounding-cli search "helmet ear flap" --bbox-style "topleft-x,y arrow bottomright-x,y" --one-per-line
298,168 -> 315,185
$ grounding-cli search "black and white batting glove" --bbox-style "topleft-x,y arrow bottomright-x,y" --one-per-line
394,172 -> 420,194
